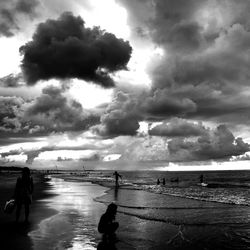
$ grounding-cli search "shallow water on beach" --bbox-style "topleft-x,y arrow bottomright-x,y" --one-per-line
96,187 -> 250,248
84,170 -> 250,206
30,171 -> 250,250
29,178 -> 108,250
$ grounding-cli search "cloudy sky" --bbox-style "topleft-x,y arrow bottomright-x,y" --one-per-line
1,0 -> 250,170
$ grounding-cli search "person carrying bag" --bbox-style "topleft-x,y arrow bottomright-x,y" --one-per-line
13,167 -> 34,223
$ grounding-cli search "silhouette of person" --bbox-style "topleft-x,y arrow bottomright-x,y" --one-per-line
162,178 -> 166,185
200,174 -> 204,183
14,167 -> 33,223
157,178 -> 160,185
98,203 -> 119,239
171,177 -> 179,183
113,171 -> 122,187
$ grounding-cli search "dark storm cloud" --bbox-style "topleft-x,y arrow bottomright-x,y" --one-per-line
148,83 -> 250,124
0,73 -> 24,88
142,89 -> 196,119
24,85 -> 100,132
0,96 -> 24,119
118,0 -> 250,124
93,91 -> 141,137
0,0 -> 39,37
92,86 -> 197,137
20,12 -> 132,87
149,118 -> 206,137
147,0 -> 209,53
168,125 -> 249,162
0,85 -> 100,140
15,0 -> 38,14
0,96 -> 24,133
0,95 -> 48,137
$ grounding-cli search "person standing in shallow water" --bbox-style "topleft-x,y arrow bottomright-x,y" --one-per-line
14,167 -> 34,223
113,171 -> 122,187
200,174 -> 204,183
162,178 -> 166,185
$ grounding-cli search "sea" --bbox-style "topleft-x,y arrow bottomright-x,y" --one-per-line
65,170 -> 250,206
37,169 -> 249,249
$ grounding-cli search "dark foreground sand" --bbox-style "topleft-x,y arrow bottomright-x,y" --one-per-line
0,173 -> 57,250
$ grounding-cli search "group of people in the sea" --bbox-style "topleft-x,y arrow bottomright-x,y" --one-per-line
157,174 -> 205,185
157,177 -> 166,185
157,177 -> 179,185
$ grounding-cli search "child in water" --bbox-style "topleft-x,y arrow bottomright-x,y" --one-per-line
98,203 -> 119,239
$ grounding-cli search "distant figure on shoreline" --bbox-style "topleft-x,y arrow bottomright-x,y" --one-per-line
98,203 -> 119,240
14,167 -> 34,223
162,178 -> 166,185
157,178 -> 160,185
113,171 -> 122,187
170,177 -> 179,183
200,174 -> 204,183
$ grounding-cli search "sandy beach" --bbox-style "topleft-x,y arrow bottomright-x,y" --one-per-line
0,171 -> 249,250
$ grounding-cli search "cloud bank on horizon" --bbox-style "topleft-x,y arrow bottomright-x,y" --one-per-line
1,0 -> 250,168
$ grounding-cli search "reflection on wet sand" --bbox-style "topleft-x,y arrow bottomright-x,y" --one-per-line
114,186 -> 119,201
97,235 -> 118,250
29,177 -> 109,250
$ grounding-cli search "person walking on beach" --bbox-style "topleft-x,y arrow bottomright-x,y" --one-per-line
113,171 -> 122,187
14,167 -> 34,223
157,178 -> 160,185
98,203 -> 119,239
162,178 -> 166,185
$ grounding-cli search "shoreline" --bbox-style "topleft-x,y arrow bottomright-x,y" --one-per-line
51,173 -> 250,207
29,176 -> 180,249
48,174 -> 249,249
1,172 -> 248,249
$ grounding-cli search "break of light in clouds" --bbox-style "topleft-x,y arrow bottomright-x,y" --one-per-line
1,0 -> 250,170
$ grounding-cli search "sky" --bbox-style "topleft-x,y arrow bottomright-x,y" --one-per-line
1,0 -> 250,170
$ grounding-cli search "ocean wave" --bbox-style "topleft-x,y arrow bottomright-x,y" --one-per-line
206,182 -> 250,188
113,204 -> 232,210
137,184 -> 250,206
51,174 -> 250,206
117,210 -> 250,226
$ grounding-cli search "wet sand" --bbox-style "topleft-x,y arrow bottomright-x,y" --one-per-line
22,176 -> 180,250
29,177 -> 109,249
0,173 -> 57,250
25,177 -> 188,249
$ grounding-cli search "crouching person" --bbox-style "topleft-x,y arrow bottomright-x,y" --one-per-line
98,203 -> 119,240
